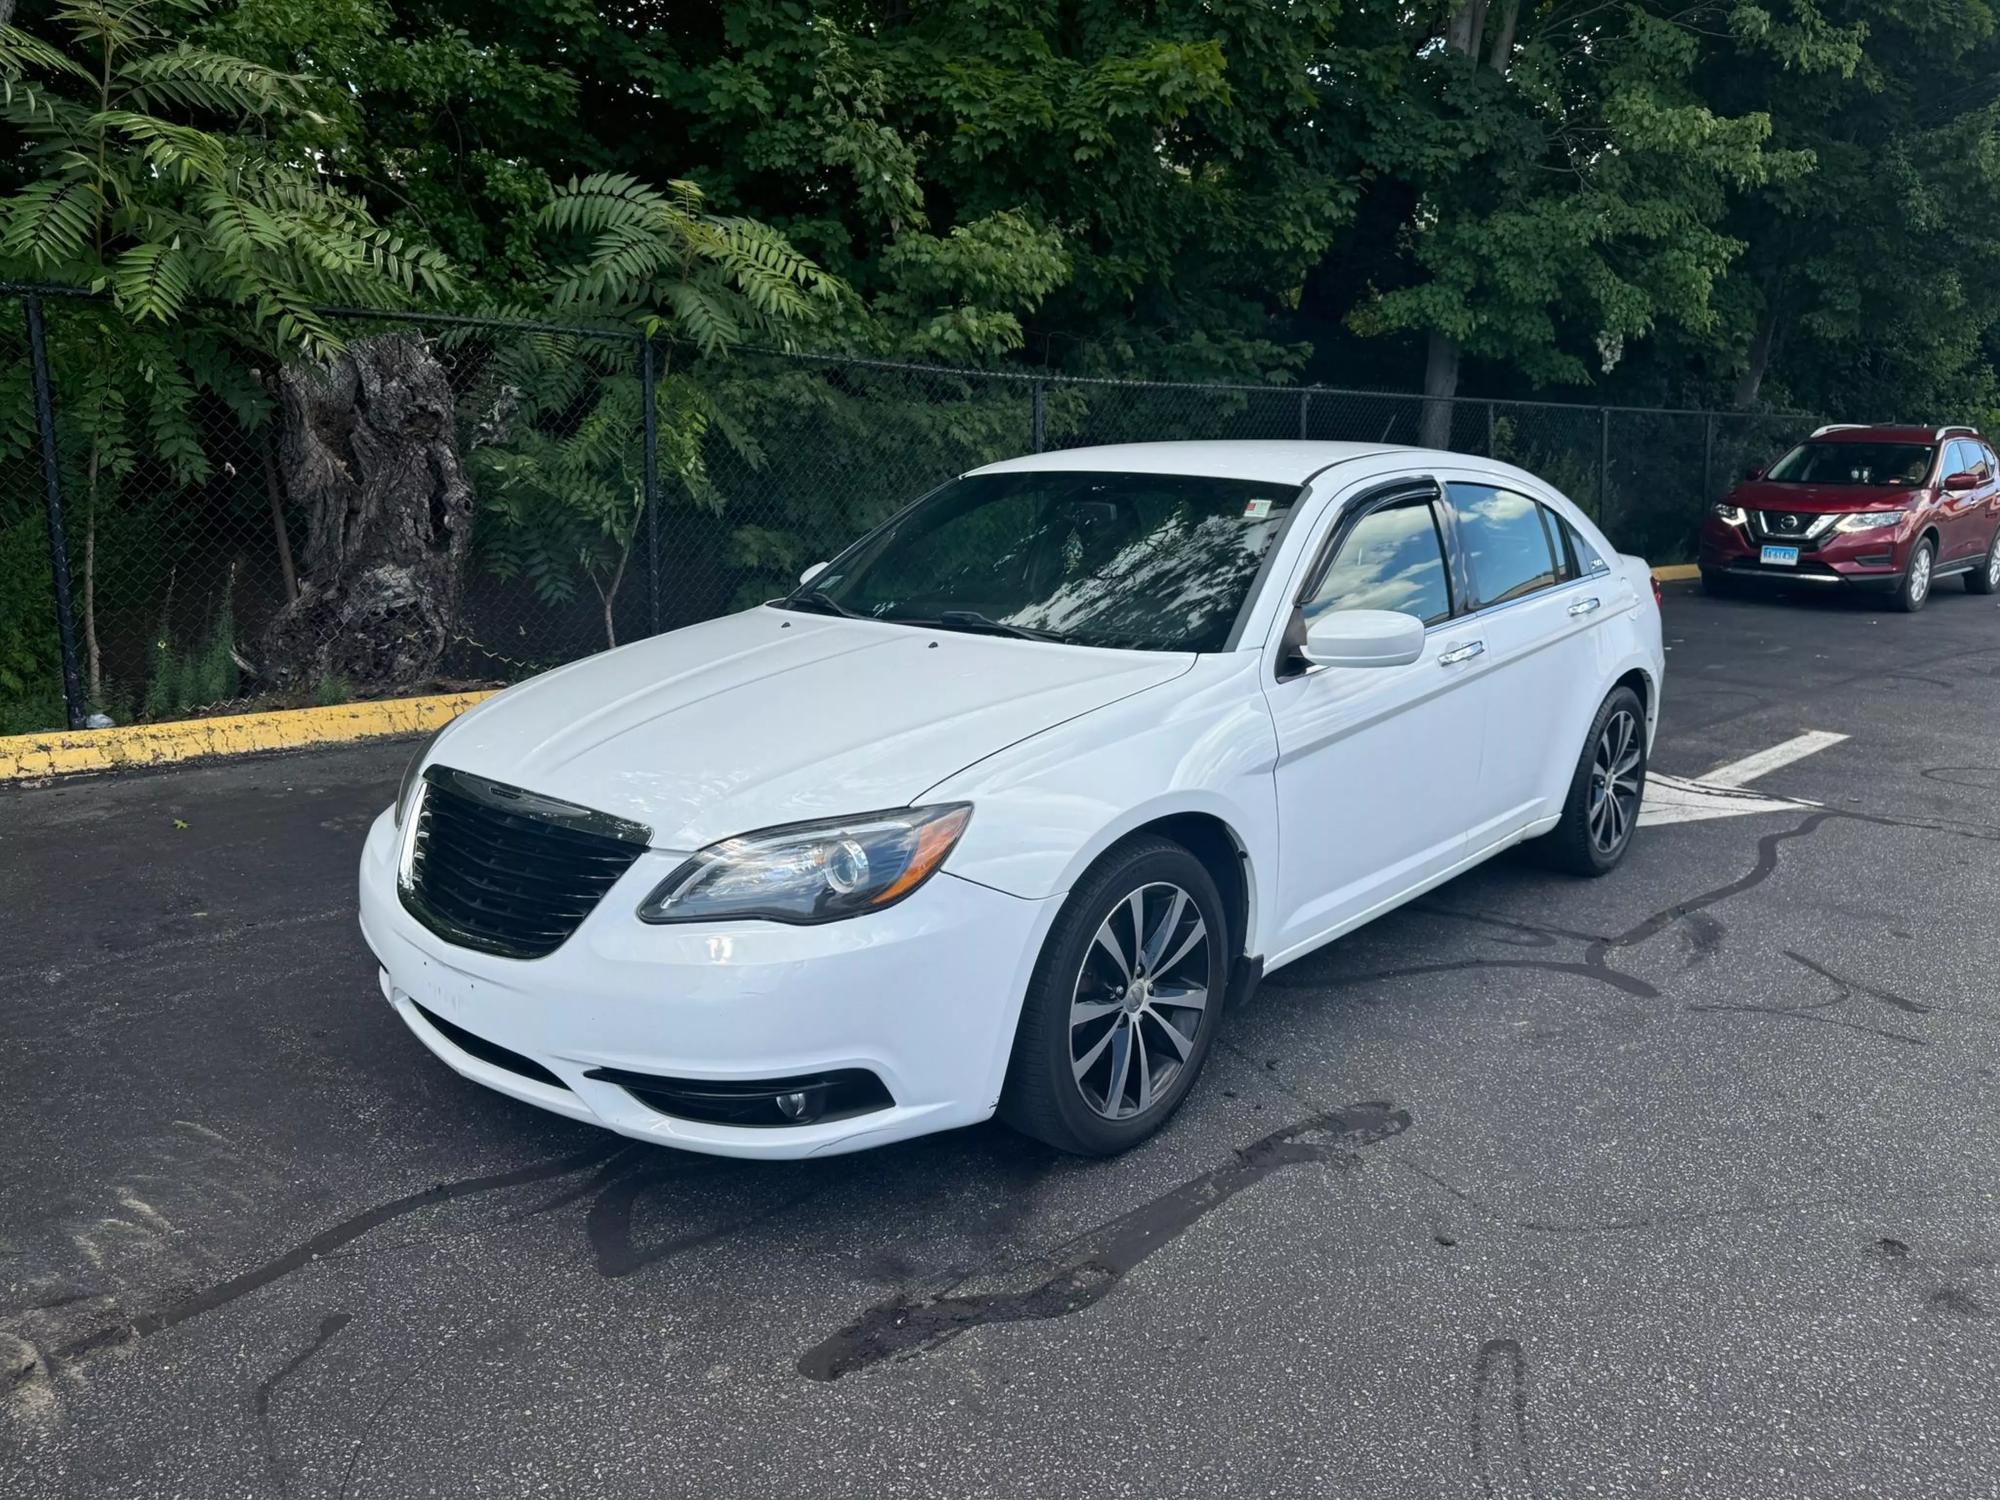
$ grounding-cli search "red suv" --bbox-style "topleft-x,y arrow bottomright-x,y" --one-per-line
1698,424 -> 2000,611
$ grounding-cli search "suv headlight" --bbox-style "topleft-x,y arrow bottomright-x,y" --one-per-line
1712,504 -> 1747,524
639,805 -> 973,925
393,726 -> 445,827
1834,510 -> 1907,532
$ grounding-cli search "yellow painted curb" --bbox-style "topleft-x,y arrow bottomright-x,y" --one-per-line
1651,564 -> 1702,582
0,691 -> 494,782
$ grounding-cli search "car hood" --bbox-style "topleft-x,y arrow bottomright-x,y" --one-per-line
1729,480 -> 1923,514
431,607 -> 1194,849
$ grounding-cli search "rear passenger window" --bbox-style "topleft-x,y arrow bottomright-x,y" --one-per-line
1564,520 -> 1611,577
1449,484 -> 1560,606
1305,499 -> 1453,626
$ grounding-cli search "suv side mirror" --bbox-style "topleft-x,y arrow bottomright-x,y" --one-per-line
1743,466 -> 1764,481
1944,471 -> 1980,492
798,561 -> 829,586
1300,609 -> 1426,669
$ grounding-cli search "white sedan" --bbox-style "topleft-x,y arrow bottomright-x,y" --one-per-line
359,441 -> 1663,1159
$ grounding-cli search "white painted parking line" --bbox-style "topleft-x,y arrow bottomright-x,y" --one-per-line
1697,730 -> 1851,790
1639,729 -> 1847,828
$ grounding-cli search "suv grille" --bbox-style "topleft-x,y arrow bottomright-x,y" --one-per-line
402,766 -> 651,959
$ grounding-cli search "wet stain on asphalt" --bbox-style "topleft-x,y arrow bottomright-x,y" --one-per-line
1468,1336 -> 1536,1500
795,1101 -> 1410,1382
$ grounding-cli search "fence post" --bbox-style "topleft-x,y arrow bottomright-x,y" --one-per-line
24,294 -> 85,730
1702,412 -> 1715,505
1299,389 -> 1311,441
1031,380 -> 1047,453
1486,402 -> 1496,458
1597,406 -> 1610,524
640,333 -> 660,637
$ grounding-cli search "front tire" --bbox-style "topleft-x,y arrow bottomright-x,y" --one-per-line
1967,527 -> 2000,595
1537,686 -> 1647,877
1699,567 -> 1735,597
1895,536 -> 1935,612
998,838 -> 1227,1156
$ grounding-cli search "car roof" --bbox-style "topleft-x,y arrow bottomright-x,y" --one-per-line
1813,424 -> 1978,445
969,440 -> 1433,486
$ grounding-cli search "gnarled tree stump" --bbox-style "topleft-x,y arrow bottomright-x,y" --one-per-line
261,334 -> 474,692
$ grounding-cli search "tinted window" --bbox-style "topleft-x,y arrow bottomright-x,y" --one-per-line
1766,441 -> 1934,486
1450,485 -> 1559,606
1304,500 -> 1452,626
1948,440 -> 1989,480
1565,519 -> 1610,576
791,470 -> 1298,653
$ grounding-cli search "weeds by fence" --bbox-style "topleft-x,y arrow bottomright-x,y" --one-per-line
0,284 -> 1819,734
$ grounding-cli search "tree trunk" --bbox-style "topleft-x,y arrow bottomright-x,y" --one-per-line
1486,0 -> 1521,70
1419,331 -> 1461,449
1733,307 -> 1777,409
261,334 -> 474,692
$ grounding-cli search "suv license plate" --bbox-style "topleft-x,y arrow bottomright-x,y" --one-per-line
1760,544 -> 1799,567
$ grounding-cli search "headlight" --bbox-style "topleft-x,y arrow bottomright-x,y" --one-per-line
1712,504 -> 1747,524
638,805 -> 973,925
393,726 -> 445,827
1834,510 -> 1907,533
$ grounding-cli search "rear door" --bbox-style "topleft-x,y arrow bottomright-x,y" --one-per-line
1441,478 -> 1618,842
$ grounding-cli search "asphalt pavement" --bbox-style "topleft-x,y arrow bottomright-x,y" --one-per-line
5,579 -> 2000,1499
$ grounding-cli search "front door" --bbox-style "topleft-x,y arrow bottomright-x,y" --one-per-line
1262,485 -> 1488,962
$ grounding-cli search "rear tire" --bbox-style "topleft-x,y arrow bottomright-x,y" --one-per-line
1967,528 -> 2000,595
998,837 -> 1227,1156
1536,686 -> 1647,877
1895,537 -> 1935,613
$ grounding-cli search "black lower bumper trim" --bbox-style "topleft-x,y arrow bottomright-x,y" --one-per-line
583,1066 -> 894,1128
409,1000 -> 570,1090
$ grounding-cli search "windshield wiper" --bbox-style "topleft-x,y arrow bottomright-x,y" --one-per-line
917,610 -> 1068,643
778,589 -> 859,618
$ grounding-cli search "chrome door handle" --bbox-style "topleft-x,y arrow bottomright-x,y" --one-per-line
1568,597 -> 1601,617
1438,641 -> 1485,666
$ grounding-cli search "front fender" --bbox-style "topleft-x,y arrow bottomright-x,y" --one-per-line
925,653 -> 1280,950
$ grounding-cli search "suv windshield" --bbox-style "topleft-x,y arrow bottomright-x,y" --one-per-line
780,470 -> 1299,652
1765,441 -> 1934,486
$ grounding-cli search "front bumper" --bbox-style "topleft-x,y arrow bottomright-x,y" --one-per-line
357,809 -> 1057,1158
1697,516 -> 1904,589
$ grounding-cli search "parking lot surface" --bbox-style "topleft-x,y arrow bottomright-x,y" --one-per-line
6,581 -> 2000,1499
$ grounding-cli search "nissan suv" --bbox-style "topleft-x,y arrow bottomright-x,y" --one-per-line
1698,424 -> 2000,611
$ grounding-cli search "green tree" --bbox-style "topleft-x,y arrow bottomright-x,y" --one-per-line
1329,0 -> 1808,439
0,0 -> 450,705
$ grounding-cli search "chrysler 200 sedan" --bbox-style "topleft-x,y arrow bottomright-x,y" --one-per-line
359,441 -> 1665,1159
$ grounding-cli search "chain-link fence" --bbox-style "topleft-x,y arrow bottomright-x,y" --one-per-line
0,284 -> 1823,734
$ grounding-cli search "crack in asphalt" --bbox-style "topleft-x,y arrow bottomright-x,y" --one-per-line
795,1101 -> 1411,1382
255,1312 -> 351,1497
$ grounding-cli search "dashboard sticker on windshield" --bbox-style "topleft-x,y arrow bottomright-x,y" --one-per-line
1243,498 -> 1273,519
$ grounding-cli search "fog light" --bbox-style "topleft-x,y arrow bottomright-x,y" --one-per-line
775,1090 -> 813,1122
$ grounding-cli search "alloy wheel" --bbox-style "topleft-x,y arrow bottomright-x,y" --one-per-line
1069,882 -> 1210,1120
1988,540 -> 2000,589
1588,709 -> 1642,855
1911,544 -> 1933,604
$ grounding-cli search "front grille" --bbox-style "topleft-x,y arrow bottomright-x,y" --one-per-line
1749,510 -> 1833,548
402,766 -> 651,959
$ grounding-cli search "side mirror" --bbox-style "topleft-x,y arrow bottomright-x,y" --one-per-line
1743,466 -> 1764,481
1944,471 -> 1980,492
798,561 -> 829,586
1300,609 -> 1426,670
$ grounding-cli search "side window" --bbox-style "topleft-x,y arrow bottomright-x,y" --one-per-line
1303,499 -> 1453,627
1449,484 -> 1560,606
1565,519 -> 1611,576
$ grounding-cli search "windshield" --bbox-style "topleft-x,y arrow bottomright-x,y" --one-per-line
1765,441 -> 1933,486
781,470 -> 1299,652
